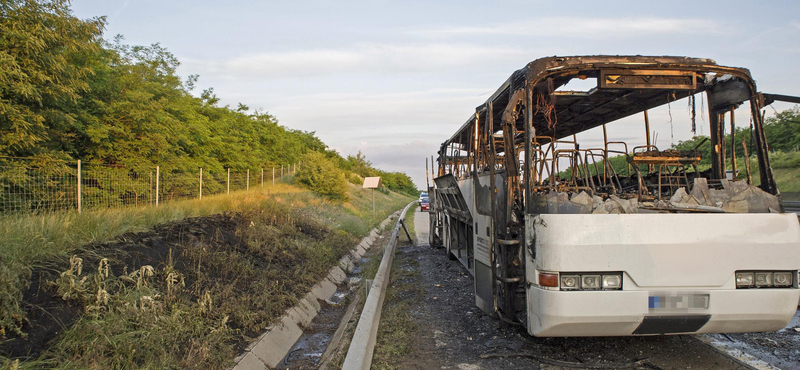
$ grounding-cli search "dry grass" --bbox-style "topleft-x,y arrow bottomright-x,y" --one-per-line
370,241 -> 421,370
0,182 -> 412,369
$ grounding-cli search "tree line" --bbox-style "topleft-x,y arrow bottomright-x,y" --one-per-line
0,0 -> 417,197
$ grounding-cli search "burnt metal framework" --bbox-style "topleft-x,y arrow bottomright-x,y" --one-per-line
433,55 -> 780,324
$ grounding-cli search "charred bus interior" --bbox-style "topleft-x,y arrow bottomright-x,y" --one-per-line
430,56 -> 799,330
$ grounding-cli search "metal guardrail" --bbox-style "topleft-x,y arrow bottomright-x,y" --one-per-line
784,201 -> 800,216
784,201 -> 800,210
341,201 -> 415,370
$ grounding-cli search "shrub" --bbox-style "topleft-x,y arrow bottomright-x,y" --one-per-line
770,150 -> 800,169
295,152 -> 348,200
347,172 -> 363,185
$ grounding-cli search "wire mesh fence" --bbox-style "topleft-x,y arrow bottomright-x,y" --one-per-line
0,157 -> 296,215
0,158 -> 78,213
81,163 -> 155,209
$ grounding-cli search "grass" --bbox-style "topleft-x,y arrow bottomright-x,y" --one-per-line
360,205 -> 417,282
370,240 -> 421,370
0,183 -> 302,269
729,151 -> 800,196
0,182 -> 412,369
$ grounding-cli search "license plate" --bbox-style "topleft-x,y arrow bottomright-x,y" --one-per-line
648,293 -> 709,312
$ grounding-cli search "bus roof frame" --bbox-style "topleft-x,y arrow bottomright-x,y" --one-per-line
440,55 -> 779,194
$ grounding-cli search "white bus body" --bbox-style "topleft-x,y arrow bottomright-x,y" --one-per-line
430,55 -> 800,337
526,213 -> 800,336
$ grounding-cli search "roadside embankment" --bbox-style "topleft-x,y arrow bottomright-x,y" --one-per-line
0,183 -> 412,369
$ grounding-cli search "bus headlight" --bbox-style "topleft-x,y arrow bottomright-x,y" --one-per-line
602,275 -> 622,290
736,271 -> 794,288
556,272 -> 622,291
774,272 -> 792,287
561,275 -> 580,290
582,275 -> 601,290
735,272 -> 754,287
755,272 -> 773,287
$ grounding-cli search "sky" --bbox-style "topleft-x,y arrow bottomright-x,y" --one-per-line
71,0 -> 800,189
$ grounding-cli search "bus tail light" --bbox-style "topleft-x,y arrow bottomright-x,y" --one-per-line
736,271 -> 795,288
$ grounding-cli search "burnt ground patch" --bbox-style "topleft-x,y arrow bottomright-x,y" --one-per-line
0,213 -> 244,359
1,205 -> 358,368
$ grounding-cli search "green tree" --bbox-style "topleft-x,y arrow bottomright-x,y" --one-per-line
295,151 -> 348,200
346,151 -> 376,177
764,106 -> 800,152
0,0 -> 105,158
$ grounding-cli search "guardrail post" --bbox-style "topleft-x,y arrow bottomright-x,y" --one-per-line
227,168 -> 230,194
199,167 -> 203,200
246,169 -> 250,191
77,160 -> 82,214
155,166 -> 160,206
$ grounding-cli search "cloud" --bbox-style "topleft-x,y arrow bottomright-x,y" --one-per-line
253,88 -> 492,187
269,88 -> 489,143
409,17 -> 722,38
183,43 -> 525,78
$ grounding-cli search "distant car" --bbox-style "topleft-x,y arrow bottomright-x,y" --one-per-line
418,191 -> 428,204
420,200 -> 430,211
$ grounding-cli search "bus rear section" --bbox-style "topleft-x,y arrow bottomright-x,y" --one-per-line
525,213 -> 800,336
431,55 -> 800,337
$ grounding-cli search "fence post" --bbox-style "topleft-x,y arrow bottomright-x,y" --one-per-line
272,167 -> 275,186
261,168 -> 264,187
199,167 -> 203,200
227,168 -> 230,195
155,166 -> 160,206
246,169 -> 250,191
77,160 -> 82,214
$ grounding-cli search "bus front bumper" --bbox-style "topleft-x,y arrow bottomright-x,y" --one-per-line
527,287 -> 800,337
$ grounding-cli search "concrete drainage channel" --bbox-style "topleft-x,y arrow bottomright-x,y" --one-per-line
231,202 -> 414,370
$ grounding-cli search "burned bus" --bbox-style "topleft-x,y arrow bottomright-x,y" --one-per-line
429,55 -> 800,336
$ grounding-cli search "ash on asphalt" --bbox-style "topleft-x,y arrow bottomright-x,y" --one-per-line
397,210 -> 751,370
712,311 -> 800,370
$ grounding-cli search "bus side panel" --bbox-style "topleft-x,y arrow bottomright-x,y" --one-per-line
456,178 -> 475,217
472,174 -> 494,316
